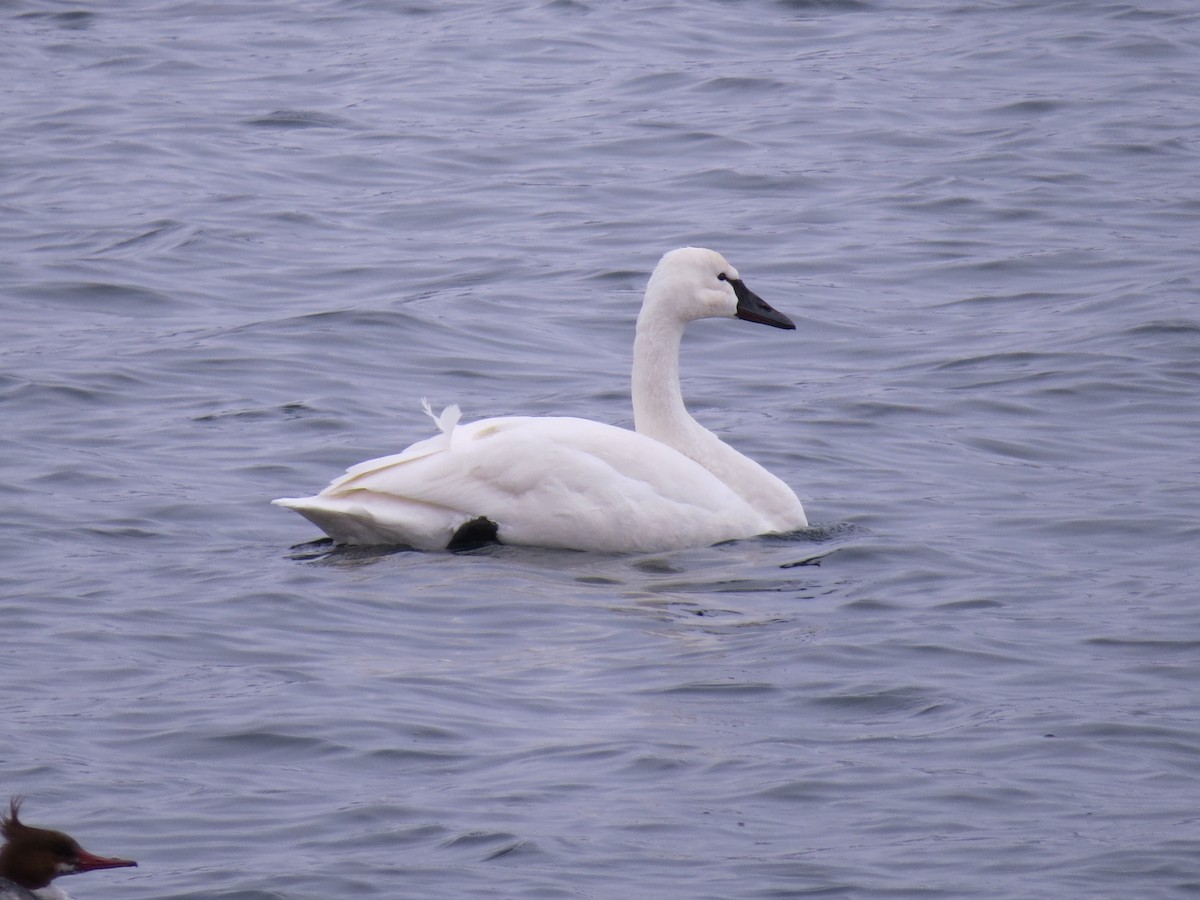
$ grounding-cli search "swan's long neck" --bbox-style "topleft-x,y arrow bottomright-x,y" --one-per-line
632,312 -> 697,446
631,311 -> 748,475
631,305 -> 807,531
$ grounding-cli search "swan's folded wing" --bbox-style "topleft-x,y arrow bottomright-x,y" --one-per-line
407,416 -> 770,551
279,415 -> 772,552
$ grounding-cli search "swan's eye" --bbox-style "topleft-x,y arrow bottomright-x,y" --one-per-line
717,272 -> 728,282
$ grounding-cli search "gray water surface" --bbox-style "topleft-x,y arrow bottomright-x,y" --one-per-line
3,1 -> 1199,898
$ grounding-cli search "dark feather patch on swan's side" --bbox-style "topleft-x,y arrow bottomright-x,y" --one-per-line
448,516 -> 500,551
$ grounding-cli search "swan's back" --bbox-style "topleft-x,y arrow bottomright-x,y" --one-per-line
275,415 -> 774,552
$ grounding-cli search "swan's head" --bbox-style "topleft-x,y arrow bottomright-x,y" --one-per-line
643,247 -> 794,330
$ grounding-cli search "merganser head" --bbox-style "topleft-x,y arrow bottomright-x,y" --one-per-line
0,797 -> 137,891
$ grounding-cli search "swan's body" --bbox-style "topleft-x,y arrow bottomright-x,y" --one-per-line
275,247 -> 807,552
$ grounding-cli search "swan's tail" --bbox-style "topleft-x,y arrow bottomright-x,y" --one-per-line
274,400 -> 470,548
272,494 -> 464,550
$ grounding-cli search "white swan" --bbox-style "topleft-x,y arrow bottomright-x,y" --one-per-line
274,247 -> 808,552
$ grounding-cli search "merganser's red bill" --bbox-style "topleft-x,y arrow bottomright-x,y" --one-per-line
72,847 -> 138,873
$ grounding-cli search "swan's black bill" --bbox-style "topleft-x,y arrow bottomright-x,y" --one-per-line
731,279 -> 795,330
